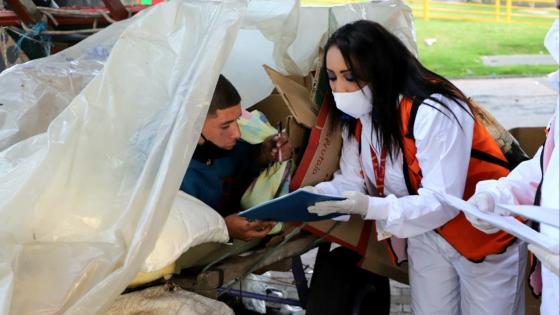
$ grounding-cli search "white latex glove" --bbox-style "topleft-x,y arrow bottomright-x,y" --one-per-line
466,192 -> 500,234
301,186 -> 323,194
468,192 -> 496,213
308,191 -> 369,217
465,213 -> 499,234
529,244 -> 560,276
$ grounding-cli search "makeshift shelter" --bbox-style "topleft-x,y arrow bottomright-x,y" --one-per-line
0,0 -> 415,313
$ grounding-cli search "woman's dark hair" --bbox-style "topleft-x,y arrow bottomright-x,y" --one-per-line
323,20 -> 472,159
208,74 -> 241,116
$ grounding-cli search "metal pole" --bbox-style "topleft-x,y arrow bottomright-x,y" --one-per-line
102,0 -> 129,21
506,0 -> 512,23
291,255 -> 309,307
496,0 -> 501,22
219,288 -> 302,306
5,0 -> 41,25
423,0 -> 430,20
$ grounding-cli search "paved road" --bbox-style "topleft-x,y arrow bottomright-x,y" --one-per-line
452,76 -> 558,130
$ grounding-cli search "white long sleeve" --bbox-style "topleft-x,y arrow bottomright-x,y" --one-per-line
475,149 -> 542,206
314,94 -> 475,238
367,95 -> 475,238
475,105 -> 558,207
315,127 -> 366,196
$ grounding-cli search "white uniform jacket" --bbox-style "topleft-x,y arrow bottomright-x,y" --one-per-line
316,94 -> 475,239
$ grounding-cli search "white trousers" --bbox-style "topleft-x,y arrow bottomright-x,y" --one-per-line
408,231 -> 527,315
541,266 -> 559,315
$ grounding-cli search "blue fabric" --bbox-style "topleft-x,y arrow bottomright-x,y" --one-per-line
180,140 -> 263,217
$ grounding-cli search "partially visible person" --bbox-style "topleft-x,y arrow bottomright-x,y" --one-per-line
468,104 -> 558,315
467,12 -> 559,314
305,20 -> 526,314
180,74 -> 291,241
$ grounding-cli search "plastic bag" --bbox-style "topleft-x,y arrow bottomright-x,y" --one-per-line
0,1 -> 245,314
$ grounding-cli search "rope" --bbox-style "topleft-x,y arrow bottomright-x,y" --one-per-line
7,27 -> 43,44
17,21 -> 51,56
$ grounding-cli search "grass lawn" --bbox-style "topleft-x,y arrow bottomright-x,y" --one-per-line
415,19 -> 558,78
301,0 -> 557,78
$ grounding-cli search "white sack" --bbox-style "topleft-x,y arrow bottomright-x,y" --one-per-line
141,192 -> 229,273
106,285 -> 234,315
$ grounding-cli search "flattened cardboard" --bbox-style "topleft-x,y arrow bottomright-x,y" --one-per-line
251,94 -> 291,126
286,116 -> 308,165
264,65 -> 317,128
250,94 -> 309,165
290,97 -> 342,190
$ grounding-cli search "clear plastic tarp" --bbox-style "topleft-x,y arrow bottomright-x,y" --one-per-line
0,0 -> 416,314
0,1 -> 246,314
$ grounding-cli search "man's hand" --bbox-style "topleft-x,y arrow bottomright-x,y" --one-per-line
224,214 -> 276,241
259,133 -> 292,165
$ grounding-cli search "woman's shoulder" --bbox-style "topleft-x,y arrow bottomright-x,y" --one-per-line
417,93 -> 472,118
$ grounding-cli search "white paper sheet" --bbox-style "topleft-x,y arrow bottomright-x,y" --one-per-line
496,204 -> 560,228
433,192 -> 560,254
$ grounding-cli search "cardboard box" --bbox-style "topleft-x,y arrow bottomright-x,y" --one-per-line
509,127 -> 546,158
250,66 -> 319,165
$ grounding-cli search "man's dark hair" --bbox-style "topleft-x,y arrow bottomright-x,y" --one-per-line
209,75 -> 241,116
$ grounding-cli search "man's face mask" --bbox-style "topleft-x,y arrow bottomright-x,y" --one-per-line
332,85 -> 373,119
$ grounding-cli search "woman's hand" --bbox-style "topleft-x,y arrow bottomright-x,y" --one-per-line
308,191 -> 370,217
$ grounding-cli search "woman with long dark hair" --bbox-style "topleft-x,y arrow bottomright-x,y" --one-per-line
306,20 -> 526,314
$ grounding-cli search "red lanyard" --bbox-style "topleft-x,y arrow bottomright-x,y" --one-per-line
369,146 -> 387,197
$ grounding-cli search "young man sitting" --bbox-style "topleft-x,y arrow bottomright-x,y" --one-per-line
180,74 -> 291,241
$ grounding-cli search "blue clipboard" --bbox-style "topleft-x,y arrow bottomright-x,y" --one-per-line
239,189 -> 346,222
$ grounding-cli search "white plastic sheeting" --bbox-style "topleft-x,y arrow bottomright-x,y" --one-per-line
0,1 -> 246,314
224,0 -> 417,108
0,0 -> 416,314
286,0 -> 417,75
0,21 -> 125,151
0,0 -> 416,150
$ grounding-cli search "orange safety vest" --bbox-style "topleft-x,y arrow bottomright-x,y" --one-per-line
401,96 -> 520,262
356,96 -> 519,263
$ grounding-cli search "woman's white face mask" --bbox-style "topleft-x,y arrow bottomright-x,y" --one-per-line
332,85 -> 373,119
